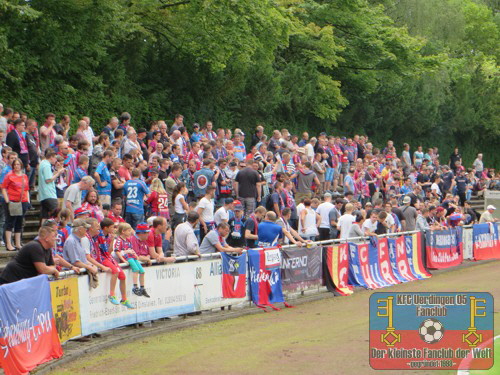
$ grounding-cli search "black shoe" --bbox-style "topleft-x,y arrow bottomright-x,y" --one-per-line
141,288 -> 150,298
91,333 -> 101,338
132,286 -> 141,296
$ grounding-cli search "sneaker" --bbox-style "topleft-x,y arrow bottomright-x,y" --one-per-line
120,299 -> 135,309
141,288 -> 150,298
132,286 -> 141,296
108,295 -> 120,305
0,241 -> 5,247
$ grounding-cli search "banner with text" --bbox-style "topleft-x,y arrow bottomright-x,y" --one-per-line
472,223 -> 500,260
248,248 -> 285,307
50,277 -> 81,343
280,246 -> 322,292
426,228 -> 463,269
220,253 -> 247,299
78,263 -> 195,336
0,275 -> 63,375
325,244 -> 354,296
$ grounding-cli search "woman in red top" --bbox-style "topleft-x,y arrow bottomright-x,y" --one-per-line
1,158 -> 30,251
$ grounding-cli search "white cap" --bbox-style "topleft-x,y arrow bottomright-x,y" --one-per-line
487,205 -> 496,210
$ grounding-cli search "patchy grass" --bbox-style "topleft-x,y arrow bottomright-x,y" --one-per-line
51,261 -> 500,375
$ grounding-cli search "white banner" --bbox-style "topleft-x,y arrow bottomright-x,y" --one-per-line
194,259 -> 248,310
79,262 -> 195,336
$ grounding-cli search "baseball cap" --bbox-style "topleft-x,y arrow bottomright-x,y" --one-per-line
436,206 -> 445,213
225,197 -> 234,205
297,147 -> 306,154
487,205 -> 497,210
72,219 -> 91,229
193,123 -> 200,128
102,203 -> 111,210
403,196 -> 411,204
74,207 -> 90,217
233,200 -> 243,211
136,223 -> 150,233
324,192 -> 332,199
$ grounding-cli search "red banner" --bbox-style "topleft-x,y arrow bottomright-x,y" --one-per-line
376,238 -> 401,285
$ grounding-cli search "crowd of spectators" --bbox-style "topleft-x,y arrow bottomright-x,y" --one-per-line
0,104 -> 498,306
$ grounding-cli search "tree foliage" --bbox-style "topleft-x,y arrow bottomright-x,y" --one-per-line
0,0 -> 498,165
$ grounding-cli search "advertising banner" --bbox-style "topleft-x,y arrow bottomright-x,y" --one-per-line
248,248 -> 284,307
472,223 -> 500,260
376,238 -> 401,286
194,257 -> 248,310
0,275 -> 63,375
369,292 -> 494,371
426,228 -> 463,269
50,277 -> 82,342
325,244 -> 354,296
280,246 -> 322,292
78,263 -> 195,336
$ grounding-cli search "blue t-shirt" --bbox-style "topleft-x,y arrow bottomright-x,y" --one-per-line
257,221 -> 283,247
72,167 -> 87,184
190,132 -> 203,143
123,179 -> 150,214
95,161 -> 111,196
193,168 -> 214,198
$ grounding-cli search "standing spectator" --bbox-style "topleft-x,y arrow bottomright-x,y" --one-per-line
257,211 -> 283,247
449,147 -> 462,172
94,150 -> 113,205
338,203 -> 356,240
146,178 -> 169,219
173,211 -> 200,257
122,129 -> 141,156
38,149 -> 65,224
25,119 -> 39,190
251,125 -> 264,148
294,162 -> 319,204
6,119 -> 29,169
455,169 -> 469,206
197,186 -> 216,241
171,182 -> 189,231
39,113 -> 57,155
214,198 -> 234,225
123,168 -> 150,229
233,133 -> 246,161
473,153 -> 484,178
317,193 -> 334,240
193,159 -> 215,199
2,158 -> 30,251
165,163 -> 182,215
234,160 -> 262,217
298,199 -> 320,241
54,115 -> 71,138
102,117 -> 118,141
244,206 -> 267,248
401,196 -> 418,231
0,226 -> 59,284
328,198 -> 344,239
0,106 -> 12,142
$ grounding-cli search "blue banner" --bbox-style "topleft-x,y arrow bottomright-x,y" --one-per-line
247,248 -> 284,306
472,223 -> 500,260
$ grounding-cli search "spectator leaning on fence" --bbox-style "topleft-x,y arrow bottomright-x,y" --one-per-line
0,226 -> 59,284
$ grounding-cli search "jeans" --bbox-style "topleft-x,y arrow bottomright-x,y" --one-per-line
28,167 -> 37,189
125,213 -> 144,230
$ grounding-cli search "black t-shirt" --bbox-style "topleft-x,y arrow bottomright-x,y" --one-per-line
455,176 -> 468,193
417,173 -> 431,192
244,216 -> 258,248
375,221 -> 387,235
0,240 -> 54,283
235,168 -> 261,198
392,207 -> 404,222
227,217 -> 246,247
441,171 -> 454,192
110,169 -> 124,201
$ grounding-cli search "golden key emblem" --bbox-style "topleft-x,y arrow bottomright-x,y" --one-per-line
378,296 -> 401,347
462,296 -> 486,347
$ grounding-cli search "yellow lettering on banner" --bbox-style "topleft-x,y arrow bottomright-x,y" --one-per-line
50,277 -> 82,342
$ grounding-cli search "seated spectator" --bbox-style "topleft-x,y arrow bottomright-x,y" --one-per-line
199,222 -> 243,254
480,205 -> 499,223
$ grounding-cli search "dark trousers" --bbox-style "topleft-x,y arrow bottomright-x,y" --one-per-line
319,228 -> 331,241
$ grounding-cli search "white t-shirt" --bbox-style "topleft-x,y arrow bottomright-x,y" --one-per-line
197,197 -> 214,223
431,183 -> 441,196
305,144 -> 315,160
338,214 -> 356,239
385,212 -> 395,232
362,219 -> 377,234
296,203 -> 305,218
316,202 -> 334,229
214,206 -> 229,225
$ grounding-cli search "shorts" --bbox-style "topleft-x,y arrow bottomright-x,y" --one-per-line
102,258 -> 126,280
325,167 -> 334,182
41,198 -> 59,219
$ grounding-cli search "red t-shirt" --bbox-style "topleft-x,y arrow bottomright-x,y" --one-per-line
118,166 -> 131,181
147,229 -> 162,249
130,235 -> 150,257
146,191 -> 169,217
108,212 -> 126,223
2,172 -> 29,202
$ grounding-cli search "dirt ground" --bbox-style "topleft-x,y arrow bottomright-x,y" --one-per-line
50,261 -> 500,375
